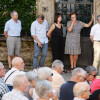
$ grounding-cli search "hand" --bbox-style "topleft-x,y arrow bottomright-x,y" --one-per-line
72,18 -> 76,24
92,14 -> 95,20
38,41 -> 42,48
52,94 -> 58,100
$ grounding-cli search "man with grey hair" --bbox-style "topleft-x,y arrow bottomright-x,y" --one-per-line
4,11 -> 22,69
0,62 -> 9,99
60,68 -> 87,100
73,82 -> 90,100
85,66 -> 97,83
2,75 -> 29,100
31,14 -> 49,69
90,15 -> 100,70
52,60 -> 65,94
4,57 -> 25,89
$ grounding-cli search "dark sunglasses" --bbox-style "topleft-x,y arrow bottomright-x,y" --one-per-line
91,74 -> 97,77
50,73 -> 53,76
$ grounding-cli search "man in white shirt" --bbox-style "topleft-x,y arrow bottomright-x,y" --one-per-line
90,15 -> 100,69
4,57 -> 25,89
2,75 -> 29,100
4,11 -> 22,69
31,14 -> 49,68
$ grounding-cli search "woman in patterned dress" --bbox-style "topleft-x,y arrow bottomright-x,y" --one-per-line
65,12 -> 94,71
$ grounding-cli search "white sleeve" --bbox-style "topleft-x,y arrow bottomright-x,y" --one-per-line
31,22 -> 36,36
90,26 -> 95,36
4,21 -> 9,32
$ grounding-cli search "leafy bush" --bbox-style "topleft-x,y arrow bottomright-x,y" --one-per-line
0,0 -> 36,36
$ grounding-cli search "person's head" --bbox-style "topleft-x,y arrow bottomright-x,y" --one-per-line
13,75 -> 29,93
54,13 -> 62,23
71,68 -> 87,82
12,57 -> 25,71
85,66 -> 97,82
37,67 -> 53,82
52,60 -> 64,74
37,14 -> 45,24
11,11 -> 18,20
25,70 -> 38,88
73,82 -> 90,100
97,15 -> 100,24
69,12 -> 77,21
0,62 -> 6,77
35,80 -> 53,99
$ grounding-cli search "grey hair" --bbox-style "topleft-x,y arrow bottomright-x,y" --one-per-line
37,14 -> 44,20
37,67 -> 52,81
13,75 -> 27,88
35,80 -> 52,98
97,15 -> 100,20
73,82 -> 90,97
0,62 -> 4,69
11,11 -> 18,16
85,66 -> 97,74
72,68 -> 87,77
25,71 -> 38,82
52,60 -> 64,69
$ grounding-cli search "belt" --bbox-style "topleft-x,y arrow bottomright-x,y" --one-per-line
9,36 -> 20,38
95,40 -> 100,42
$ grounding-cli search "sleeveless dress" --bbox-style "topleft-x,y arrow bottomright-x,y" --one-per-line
65,20 -> 85,55
51,24 -> 64,62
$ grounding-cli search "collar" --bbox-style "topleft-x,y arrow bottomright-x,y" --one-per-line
12,89 -> 24,95
11,18 -> 18,23
74,97 -> 85,100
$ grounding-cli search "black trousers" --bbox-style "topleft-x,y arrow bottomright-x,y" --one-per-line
51,37 -> 64,62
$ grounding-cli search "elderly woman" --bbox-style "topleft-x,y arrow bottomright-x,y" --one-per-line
33,67 -> 58,100
73,82 -> 90,100
35,80 -> 57,100
85,66 -> 97,84
24,70 -> 38,100
65,12 -> 94,71
51,60 -> 65,94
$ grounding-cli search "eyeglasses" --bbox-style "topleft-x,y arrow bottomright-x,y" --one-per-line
50,73 -> 53,76
91,74 -> 97,77
83,89 -> 91,92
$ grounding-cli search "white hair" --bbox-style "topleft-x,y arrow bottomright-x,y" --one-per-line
37,67 -> 52,81
13,75 -> 27,88
73,82 -> 90,97
11,11 -> 18,16
35,80 -> 52,98
52,60 -> 64,69
0,62 -> 4,69
25,71 -> 38,82
72,68 -> 87,77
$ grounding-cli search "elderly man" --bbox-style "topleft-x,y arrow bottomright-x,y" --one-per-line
85,66 -> 97,84
52,60 -> 65,94
31,14 -> 49,69
90,15 -> 100,70
0,62 -> 9,99
4,57 -> 25,89
73,82 -> 90,100
59,68 -> 87,100
4,11 -> 22,69
2,75 -> 29,100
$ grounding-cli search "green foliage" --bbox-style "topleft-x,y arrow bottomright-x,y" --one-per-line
0,0 -> 36,36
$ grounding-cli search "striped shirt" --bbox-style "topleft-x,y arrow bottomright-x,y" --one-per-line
0,78 -> 9,99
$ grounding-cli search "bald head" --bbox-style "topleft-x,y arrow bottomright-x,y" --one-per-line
12,57 -> 25,71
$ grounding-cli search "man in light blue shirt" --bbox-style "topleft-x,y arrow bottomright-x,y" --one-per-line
31,14 -> 48,68
4,11 -> 22,69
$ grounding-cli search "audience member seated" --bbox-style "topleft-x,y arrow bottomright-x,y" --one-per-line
33,67 -> 58,100
51,60 -> 65,94
0,62 -> 9,99
24,70 -> 38,100
90,79 -> 100,94
35,80 -> 58,100
73,82 -> 90,100
4,57 -> 25,90
59,68 -> 87,100
2,75 -> 29,100
85,66 -> 97,84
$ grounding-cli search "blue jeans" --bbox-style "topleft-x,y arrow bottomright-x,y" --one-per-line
33,42 -> 48,68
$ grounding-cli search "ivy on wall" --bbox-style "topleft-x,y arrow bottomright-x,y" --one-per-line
0,0 -> 36,36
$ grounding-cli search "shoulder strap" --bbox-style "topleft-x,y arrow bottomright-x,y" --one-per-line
5,70 -> 17,83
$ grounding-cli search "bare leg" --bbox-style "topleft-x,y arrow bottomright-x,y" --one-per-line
70,55 -> 74,70
73,55 -> 78,68
8,55 -> 12,68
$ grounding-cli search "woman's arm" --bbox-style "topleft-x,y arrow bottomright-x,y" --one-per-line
84,14 -> 94,27
47,24 -> 55,38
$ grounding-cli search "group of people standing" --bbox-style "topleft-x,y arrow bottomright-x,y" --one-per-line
4,10 -> 100,71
